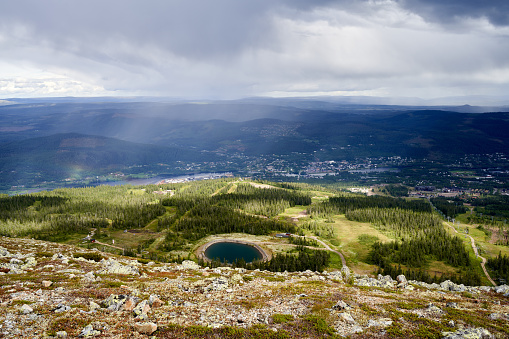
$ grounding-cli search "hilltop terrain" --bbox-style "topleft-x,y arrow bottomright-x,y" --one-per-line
1,235 -> 508,338
1,177 -> 509,337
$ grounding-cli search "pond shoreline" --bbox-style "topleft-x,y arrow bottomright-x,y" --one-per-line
196,239 -> 271,263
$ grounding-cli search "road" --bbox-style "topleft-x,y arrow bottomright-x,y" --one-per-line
445,221 -> 497,286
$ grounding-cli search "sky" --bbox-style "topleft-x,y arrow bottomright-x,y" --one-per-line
1,0 -> 509,102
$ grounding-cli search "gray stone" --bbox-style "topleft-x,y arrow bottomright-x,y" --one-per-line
102,294 -> 127,310
10,258 -> 23,265
396,274 -> 407,284
339,312 -> 356,324
53,304 -> 71,313
441,327 -> 494,338
446,302 -> 458,308
367,319 -> 380,327
181,260 -> 200,270
427,303 -> 443,314
133,300 -> 150,317
20,304 -> 33,314
332,300 -> 352,311
79,324 -> 101,337
98,259 -> 139,275
133,322 -> 157,335
89,301 -> 101,311
494,284 -> 509,294
207,277 -> 229,291
0,246 -> 11,257
83,271 -> 96,282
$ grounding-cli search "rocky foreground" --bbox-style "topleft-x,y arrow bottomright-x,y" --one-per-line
0,236 -> 508,338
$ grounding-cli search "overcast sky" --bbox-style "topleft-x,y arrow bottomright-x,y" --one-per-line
1,0 -> 509,102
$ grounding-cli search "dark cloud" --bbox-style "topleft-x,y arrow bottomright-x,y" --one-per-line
399,0 -> 509,26
0,0 -> 508,99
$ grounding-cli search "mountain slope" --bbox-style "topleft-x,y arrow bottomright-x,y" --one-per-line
0,133 -> 215,189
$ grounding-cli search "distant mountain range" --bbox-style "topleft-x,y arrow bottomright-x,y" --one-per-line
1,98 -> 509,190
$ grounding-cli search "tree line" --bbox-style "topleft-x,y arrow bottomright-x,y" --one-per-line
308,195 -> 431,219
199,246 -> 330,273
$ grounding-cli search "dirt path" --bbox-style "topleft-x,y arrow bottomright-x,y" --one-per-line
93,240 -> 124,251
445,221 -> 496,286
259,235 -> 347,268
305,236 -> 347,267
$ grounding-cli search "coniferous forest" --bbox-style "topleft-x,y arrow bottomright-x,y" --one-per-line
0,177 -> 504,284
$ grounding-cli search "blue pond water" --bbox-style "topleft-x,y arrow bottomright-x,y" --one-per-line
204,242 -> 262,263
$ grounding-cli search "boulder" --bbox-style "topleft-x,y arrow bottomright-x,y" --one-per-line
181,260 -> 200,270
20,304 -> 33,314
442,327 -> 494,338
0,246 -> 11,257
427,303 -> 443,314
396,274 -> 407,284
53,304 -> 71,313
42,280 -> 52,288
133,300 -> 151,318
133,322 -> 157,335
339,312 -> 356,324
207,277 -> 229,291
332,300 -> 352,311
79,325 -> 100,337
103,294 -> 127,311
149,295 -> 164,308
89,301 -> 101,311
83,271 -> 96,282
98,259 -> 139,275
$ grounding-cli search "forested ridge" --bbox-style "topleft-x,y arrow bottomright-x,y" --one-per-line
309,194 -> 483,285
0,178 -> 496,283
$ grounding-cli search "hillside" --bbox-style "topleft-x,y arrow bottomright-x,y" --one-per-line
0,133 -> 216,190
1,178 -> 509,337
0,235 -> 508,338
2,100 -> 509,193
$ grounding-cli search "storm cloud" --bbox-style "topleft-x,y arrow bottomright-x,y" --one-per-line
1,0 -> 509,101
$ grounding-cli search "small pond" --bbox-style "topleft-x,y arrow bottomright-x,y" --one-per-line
204,241 -> 263,263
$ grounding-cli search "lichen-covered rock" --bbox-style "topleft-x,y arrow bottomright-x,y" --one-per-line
149,295 -> 164,308
79,324 -> 101,337
427,303 -> 444,314
89,301 -> 101,311
206,276 -> 229,291
98,259 -> 139,275
441,327 -> 494,338
133,300 -> 151,318
230,273 -> 243,285
53,304 -> 71,313
0,246 -> 11,257
20,304 -> 33,314
21,256 -> 37,269
339,312 -> 356,324
102,294 -> 127,311
332,300 -> 352,311
133,322 -> 157,335
494,284 -> 509,294
181,260 -> 200,270
83,271 -> 96,282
